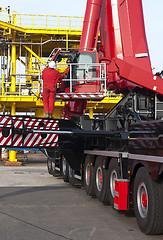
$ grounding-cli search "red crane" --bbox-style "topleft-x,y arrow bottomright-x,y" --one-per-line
80,0 -> 163,94
64,0 -> 163,117
0,1 -> 163,235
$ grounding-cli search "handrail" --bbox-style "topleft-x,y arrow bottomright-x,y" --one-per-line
0,10 -> 83,30
0,63 -> 107,98
0,78 -> 40,97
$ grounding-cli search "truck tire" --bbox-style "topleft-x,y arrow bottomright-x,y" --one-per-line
68,165 -> 75,186
107,158 -> 120,207
94,156 -> 110,204
61,155 -> 69,182
47,158 -> 60,177
84,155 -> 95,197
47,157 -> 53,175
134,167 -> 163,234
47,158 -> 55,175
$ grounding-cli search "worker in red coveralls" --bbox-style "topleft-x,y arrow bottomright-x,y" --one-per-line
42,61 -> 63,118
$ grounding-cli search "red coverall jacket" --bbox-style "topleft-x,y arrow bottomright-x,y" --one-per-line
42,67 -> 62,114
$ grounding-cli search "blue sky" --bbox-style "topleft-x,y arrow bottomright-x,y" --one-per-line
0,0 -> 162,73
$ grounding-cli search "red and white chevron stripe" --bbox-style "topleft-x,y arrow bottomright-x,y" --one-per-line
12,117 -> 24,147
24,118 -> 58,130
24,132 -> 58,147
0,116 -> 59,148
0,116 -> 12,146
40,141 -> 59,147
0,116 -> 12,125
56,93 -> 104,99
23,118 -> 59,147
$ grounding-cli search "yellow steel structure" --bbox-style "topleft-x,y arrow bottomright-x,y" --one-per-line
0,9 -> 121,161
10,102 -> 17,162
0,10 -> 84,117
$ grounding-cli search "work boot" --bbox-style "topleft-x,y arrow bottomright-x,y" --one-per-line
44,112 -> 49,118
49,113 -> 54,119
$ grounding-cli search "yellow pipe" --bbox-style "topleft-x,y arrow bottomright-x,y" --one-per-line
11,32 -> 16,92
9,150 -> 17,162
89,108 -> 93,119
66,34 -> 68,50
11,15 -> 17,93
26,47 -> 33,83
11,102 -> 16,115
0,20 -> 26,33
24,45 -> 45,64
2,74 -> 4,96
38,45 -> 41,64
12,12 -> 17,25
9,103 -> 17,162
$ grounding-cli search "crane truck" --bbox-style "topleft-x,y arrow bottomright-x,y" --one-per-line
0,0 -> 163,235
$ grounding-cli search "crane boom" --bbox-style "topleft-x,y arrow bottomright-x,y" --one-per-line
80,0 -> 163,95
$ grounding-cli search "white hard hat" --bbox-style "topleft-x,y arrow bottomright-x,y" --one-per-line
49,61 -> 56,68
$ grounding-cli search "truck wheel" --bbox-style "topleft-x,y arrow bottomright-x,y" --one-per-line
47,158 -> 59,177
47,157 -> 53,175
47,158 -> 55,175
94,156 -> 110,204
108,158 -> 120,207
134,167 -> 163,234
51,160 -> 56,177
68,165 -> 75,186
61,155 -> 69,182
84,155 -> 95,197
